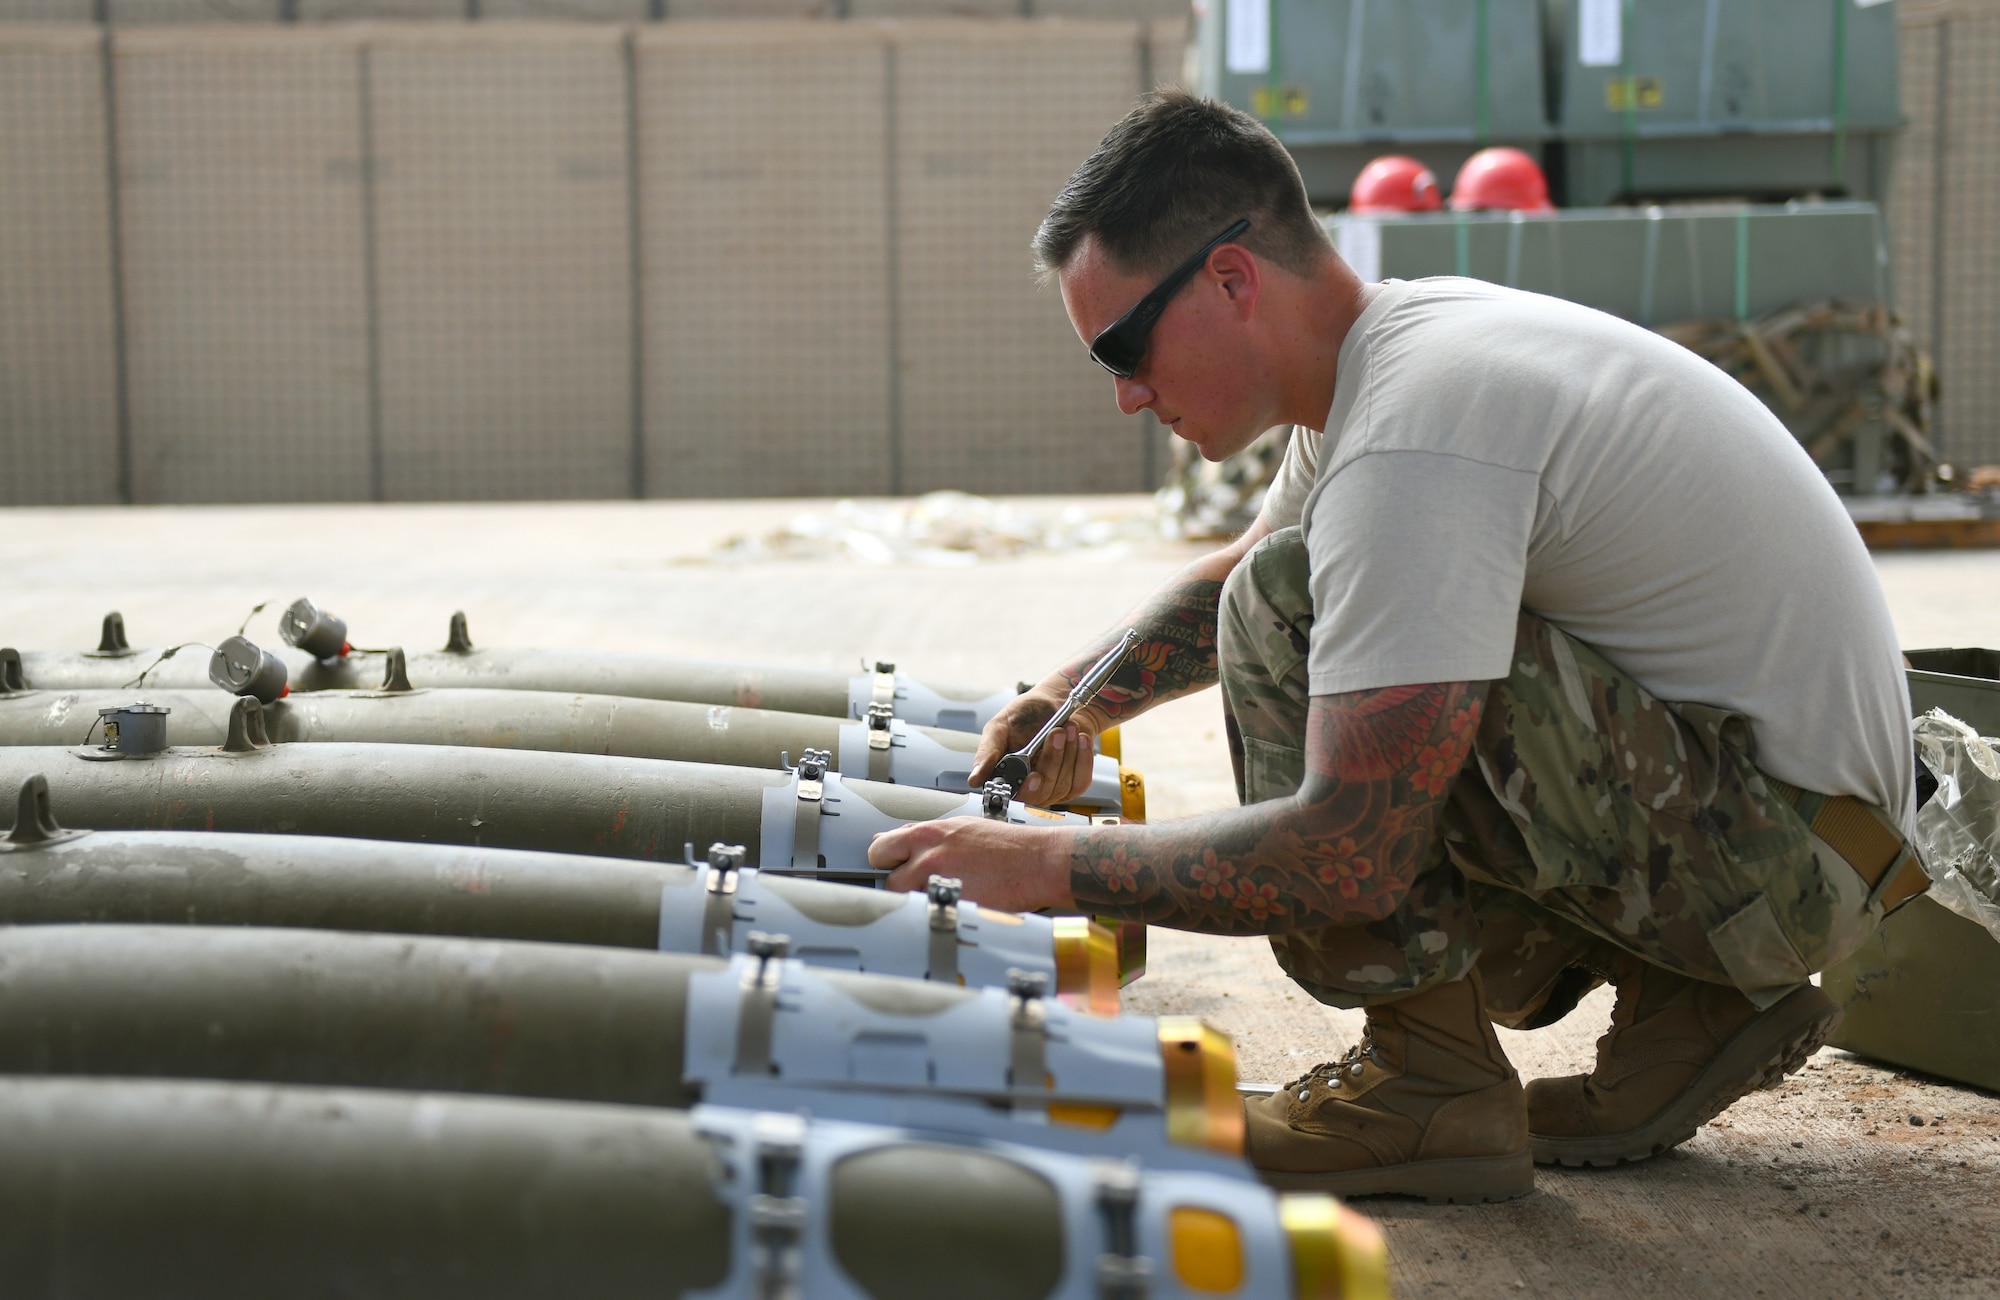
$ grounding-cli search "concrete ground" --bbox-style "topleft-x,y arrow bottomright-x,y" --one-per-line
2,495 -> 1997,1297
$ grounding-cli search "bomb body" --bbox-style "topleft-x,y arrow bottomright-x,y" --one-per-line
0,1077 -> 1386,1300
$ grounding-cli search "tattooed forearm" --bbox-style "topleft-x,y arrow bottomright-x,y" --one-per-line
1053,575 -> 1224,726
1068,680 -> 1489,934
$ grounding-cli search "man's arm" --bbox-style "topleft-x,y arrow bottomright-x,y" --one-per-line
874,676 -> 1486,924
1069,680 -> 1487,932
968,515 -> 1274,801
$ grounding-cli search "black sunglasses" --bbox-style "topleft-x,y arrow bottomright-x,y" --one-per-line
1087,218 -> 1252,379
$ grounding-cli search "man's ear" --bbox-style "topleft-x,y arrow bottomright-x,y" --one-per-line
1207,243 -> 1261,318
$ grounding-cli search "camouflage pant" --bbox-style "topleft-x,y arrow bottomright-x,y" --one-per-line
1218,527 -> 1881,1015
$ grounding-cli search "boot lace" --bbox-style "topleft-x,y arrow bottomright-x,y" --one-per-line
1281,1027 -> 1380,1093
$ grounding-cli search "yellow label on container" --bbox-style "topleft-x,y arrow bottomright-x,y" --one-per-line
1250,85 -> 1309,118
1605,75 -> 1663,110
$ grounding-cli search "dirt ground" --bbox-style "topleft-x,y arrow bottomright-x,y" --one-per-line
3,495 -> 1997,1297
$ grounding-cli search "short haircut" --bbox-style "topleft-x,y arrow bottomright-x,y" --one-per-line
1033,90 -> 1331,282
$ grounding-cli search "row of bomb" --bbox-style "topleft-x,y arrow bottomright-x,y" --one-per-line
0,606 -> 1391,1298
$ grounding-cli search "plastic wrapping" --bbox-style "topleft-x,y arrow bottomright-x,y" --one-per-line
1910,709 -> 2000,943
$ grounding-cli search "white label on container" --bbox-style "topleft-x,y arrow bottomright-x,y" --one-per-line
1225,0 -> 1270,75
1579,0 -> 1622,67
1335,219 -> 1382,283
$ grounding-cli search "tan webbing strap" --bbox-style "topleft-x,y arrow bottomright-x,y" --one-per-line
1770,780 -> 1928,915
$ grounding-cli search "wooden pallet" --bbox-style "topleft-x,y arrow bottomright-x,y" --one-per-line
1855,515 -> 2000,549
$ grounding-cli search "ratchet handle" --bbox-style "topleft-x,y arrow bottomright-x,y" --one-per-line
990,628 -> 1139,794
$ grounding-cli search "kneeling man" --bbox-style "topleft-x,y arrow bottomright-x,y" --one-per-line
869,92 -> 1921,1204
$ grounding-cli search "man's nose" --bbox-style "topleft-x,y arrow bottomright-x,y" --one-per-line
1113,376 -> 1154,417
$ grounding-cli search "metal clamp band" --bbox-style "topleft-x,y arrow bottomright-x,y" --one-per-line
870,662 -> 897,711
791,750 -> 831,872
747,1111 -> 809,1300
700,842 -> 746,957
735,932 -> 790,1077
1093,1160 -> 1152,1300
1007,968 -> 1049,1096
865,702 -> 895,783
926,875 -> 962,985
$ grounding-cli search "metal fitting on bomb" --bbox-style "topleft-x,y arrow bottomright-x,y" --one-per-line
1093,1161 -> 1153,1300
746,929 -> 790,975
92,703 -> 170,757
787,749 -> 834,873
1157,1017 -> 1246,1157
1051,917 -> 1122,1017
734,931 -> 792,1077
864,701 -> 897,782
746,1112 -> 810,1300
2,774 -> 86,851
279,598 -> 350,662
870,661 -> 897,715
981,778 -> 1014,820
1280,1195 -> 1391,1300
697,842 -> 748,957
926,875 -> 962,986
83,612 -> 135,659
208,635 -> 289,705
1006,967 -> 1050,1094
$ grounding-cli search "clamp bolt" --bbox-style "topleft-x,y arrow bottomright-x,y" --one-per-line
1006,968 -> 1049,1001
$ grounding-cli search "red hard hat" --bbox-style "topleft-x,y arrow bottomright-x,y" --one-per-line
1447,147 -> 1554,212
1349,155 -> 1443,214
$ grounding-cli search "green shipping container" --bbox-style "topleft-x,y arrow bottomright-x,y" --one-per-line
1196,0 -> 1549,205
1546,0 -> 1901,204
1321,200 -> 1888,326
1821,650 -> 2000,1092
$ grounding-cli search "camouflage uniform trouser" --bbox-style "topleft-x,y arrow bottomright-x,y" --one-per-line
1218,527 -> 1882,1016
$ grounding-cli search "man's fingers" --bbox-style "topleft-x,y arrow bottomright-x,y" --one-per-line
968,728 -> 1008,787
1071,729 -> 1098,802
867,826 -> 913,870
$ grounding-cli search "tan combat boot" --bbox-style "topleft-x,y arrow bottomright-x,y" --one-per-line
1244,971 -> 1534,1204
1527,956 -> 1840,1167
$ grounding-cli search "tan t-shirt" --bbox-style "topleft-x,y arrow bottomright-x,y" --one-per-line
1260,277 -> 1913,832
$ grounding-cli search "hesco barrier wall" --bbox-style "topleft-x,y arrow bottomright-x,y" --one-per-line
0,17 -> 1188,505
1893,0 -> 2000,471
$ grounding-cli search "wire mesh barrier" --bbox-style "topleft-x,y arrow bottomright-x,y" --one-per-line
1894,0 -> 2000,472
0,13 -> 1186,504
0,28 -> 121,505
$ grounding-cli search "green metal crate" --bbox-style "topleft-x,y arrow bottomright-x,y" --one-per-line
1196,0 -> 1549,205
1546,0 -> 1901,204
1321,200 -> 1888,326
1822,650 -> 2000,1091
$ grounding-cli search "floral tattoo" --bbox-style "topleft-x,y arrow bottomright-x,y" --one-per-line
1068,680 -> 1489,934
1055,576 -> 1224,727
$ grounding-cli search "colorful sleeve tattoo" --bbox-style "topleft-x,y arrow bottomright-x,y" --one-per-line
1067,680 -> 1489,934
1056,575 -> 1226,727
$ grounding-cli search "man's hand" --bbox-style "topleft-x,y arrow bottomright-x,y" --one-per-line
868,818 -> 1074,914
967,688 -> 1099,805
